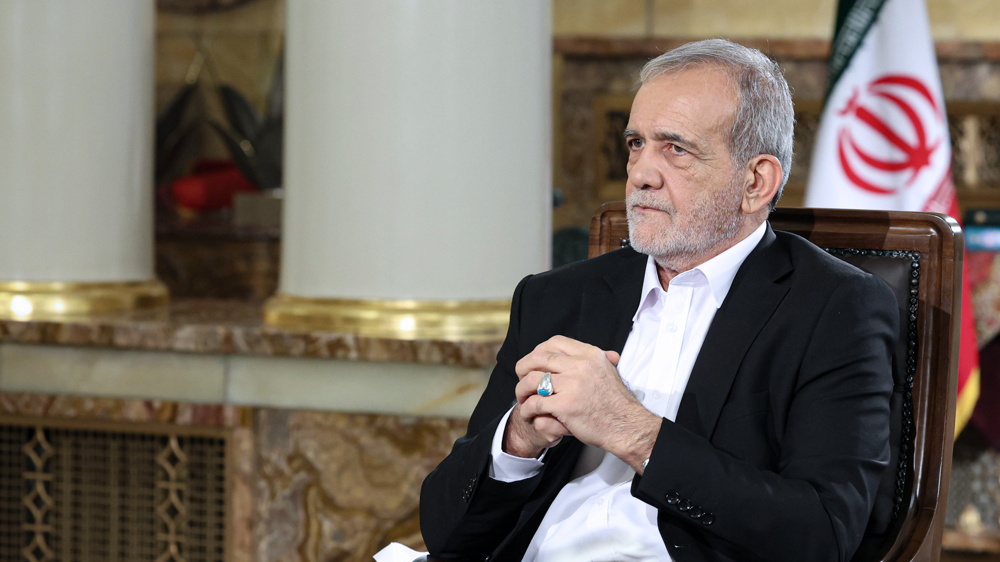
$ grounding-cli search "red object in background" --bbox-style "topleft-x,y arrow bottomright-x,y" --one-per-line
171,161 -> 257,212
967,251 -> 995,287
191,158 -> 237,175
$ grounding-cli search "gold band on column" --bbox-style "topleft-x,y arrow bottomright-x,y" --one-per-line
0,280 -> 169,320
263,294 -> 511,341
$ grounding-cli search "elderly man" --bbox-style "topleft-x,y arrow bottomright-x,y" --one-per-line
420,39 -> 897,562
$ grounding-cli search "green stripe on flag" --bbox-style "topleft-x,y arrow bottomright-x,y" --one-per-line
826,0 -> 890,100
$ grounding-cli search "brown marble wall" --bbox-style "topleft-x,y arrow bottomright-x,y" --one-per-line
252,410 -> 466,562
0,391 -> 250,427
156,218 -> 281,302
157,237 -> 280,303
0,299 -> 501,368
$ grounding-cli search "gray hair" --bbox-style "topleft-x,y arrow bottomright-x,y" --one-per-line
639,39 -> 795,210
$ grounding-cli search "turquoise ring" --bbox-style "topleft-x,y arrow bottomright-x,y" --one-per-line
537,372 -> 554,397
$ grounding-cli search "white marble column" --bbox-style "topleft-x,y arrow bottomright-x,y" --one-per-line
269,0 -> 551,340
0,0 -> 165,318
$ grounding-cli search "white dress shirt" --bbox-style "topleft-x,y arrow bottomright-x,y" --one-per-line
489,221 -> 767,562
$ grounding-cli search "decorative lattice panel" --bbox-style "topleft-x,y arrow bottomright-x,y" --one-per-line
0,420 -> 227,562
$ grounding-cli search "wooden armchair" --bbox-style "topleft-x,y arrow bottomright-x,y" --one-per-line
589,202 -> 963,562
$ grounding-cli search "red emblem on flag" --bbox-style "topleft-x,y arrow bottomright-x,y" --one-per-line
836,75 -> 944,195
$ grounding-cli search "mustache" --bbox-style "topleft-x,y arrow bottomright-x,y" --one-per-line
626,191 -> 674,214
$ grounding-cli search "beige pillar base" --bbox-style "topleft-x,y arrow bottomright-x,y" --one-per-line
0,280 -> 169,320
263,294 -> 510,342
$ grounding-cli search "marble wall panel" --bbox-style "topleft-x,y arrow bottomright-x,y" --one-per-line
0,391 -> 250,426
156,237 -> 280,302
226,356 -> 488,418
232,423 -> 258,562
253,409 -> 467,562
0,300 -> 502,369
0,344 -> 227,403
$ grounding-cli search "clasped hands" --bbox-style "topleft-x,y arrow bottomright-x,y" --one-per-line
503,335 -> 661,472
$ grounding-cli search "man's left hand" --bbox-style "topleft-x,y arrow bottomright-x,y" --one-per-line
514,335 -> 661,472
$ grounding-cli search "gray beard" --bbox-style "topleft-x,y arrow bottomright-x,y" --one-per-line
625,184 -> 744,271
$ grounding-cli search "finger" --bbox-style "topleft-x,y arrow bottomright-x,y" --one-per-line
532,415 -> 570,441
515,350 -> 558,378
539,336 -> 611,368
514,336 -> 597,377
515,349 -> 579,378
520,393 -> 550,420
518,370 -> 575,406
515,371 -> 545,404
523,380 -> 571,419
539,335 -> 598,357
505,405 -> 554,455
605,350 -> 621,365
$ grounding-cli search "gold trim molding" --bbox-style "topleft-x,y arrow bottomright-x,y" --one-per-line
0,280 -> 169,320
263,294 -> 511,341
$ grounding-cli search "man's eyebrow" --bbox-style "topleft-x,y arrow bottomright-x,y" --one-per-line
622,129 -> 701,152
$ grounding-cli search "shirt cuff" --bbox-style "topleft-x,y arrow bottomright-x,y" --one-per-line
489,407 -> 550,482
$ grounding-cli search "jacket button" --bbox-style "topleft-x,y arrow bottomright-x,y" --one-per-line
688,507 -> 703,518
701,513 -> 714,525
678,500 -> 693,512
665,492 -> 680,505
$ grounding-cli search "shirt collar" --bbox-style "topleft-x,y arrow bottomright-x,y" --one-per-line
633,220 -> 768,320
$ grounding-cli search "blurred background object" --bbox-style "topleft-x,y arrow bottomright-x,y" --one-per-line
158,0 -> 257,13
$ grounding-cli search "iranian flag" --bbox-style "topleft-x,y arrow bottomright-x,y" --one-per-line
804,0 -> 980,435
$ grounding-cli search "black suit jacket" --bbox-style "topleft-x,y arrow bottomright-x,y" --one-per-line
420,224 -> 898,562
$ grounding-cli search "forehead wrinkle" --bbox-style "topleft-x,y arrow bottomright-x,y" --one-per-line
644,67 -> 737,142
623,127 -> 701,152
655,130 -> 703,153
626,112 -> 707,152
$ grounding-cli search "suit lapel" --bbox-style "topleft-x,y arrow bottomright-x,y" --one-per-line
576,249 -> 646,354
675,225 -> 792,440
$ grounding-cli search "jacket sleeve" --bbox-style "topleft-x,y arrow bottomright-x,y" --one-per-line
631,273 -> 897,562
420,274 -> 547,560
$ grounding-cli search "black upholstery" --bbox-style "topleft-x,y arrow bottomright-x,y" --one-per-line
832,251 -> 917,561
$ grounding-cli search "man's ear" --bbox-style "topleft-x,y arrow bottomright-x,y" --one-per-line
740,154 -> 783,214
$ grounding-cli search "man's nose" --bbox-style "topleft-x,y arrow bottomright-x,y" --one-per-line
627,149 -> 663,190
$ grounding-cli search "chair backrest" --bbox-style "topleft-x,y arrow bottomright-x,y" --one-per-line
589,202 -> 962,562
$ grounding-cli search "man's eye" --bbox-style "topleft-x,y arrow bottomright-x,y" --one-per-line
667,143 -> 688,155
626,138 -> 643,150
